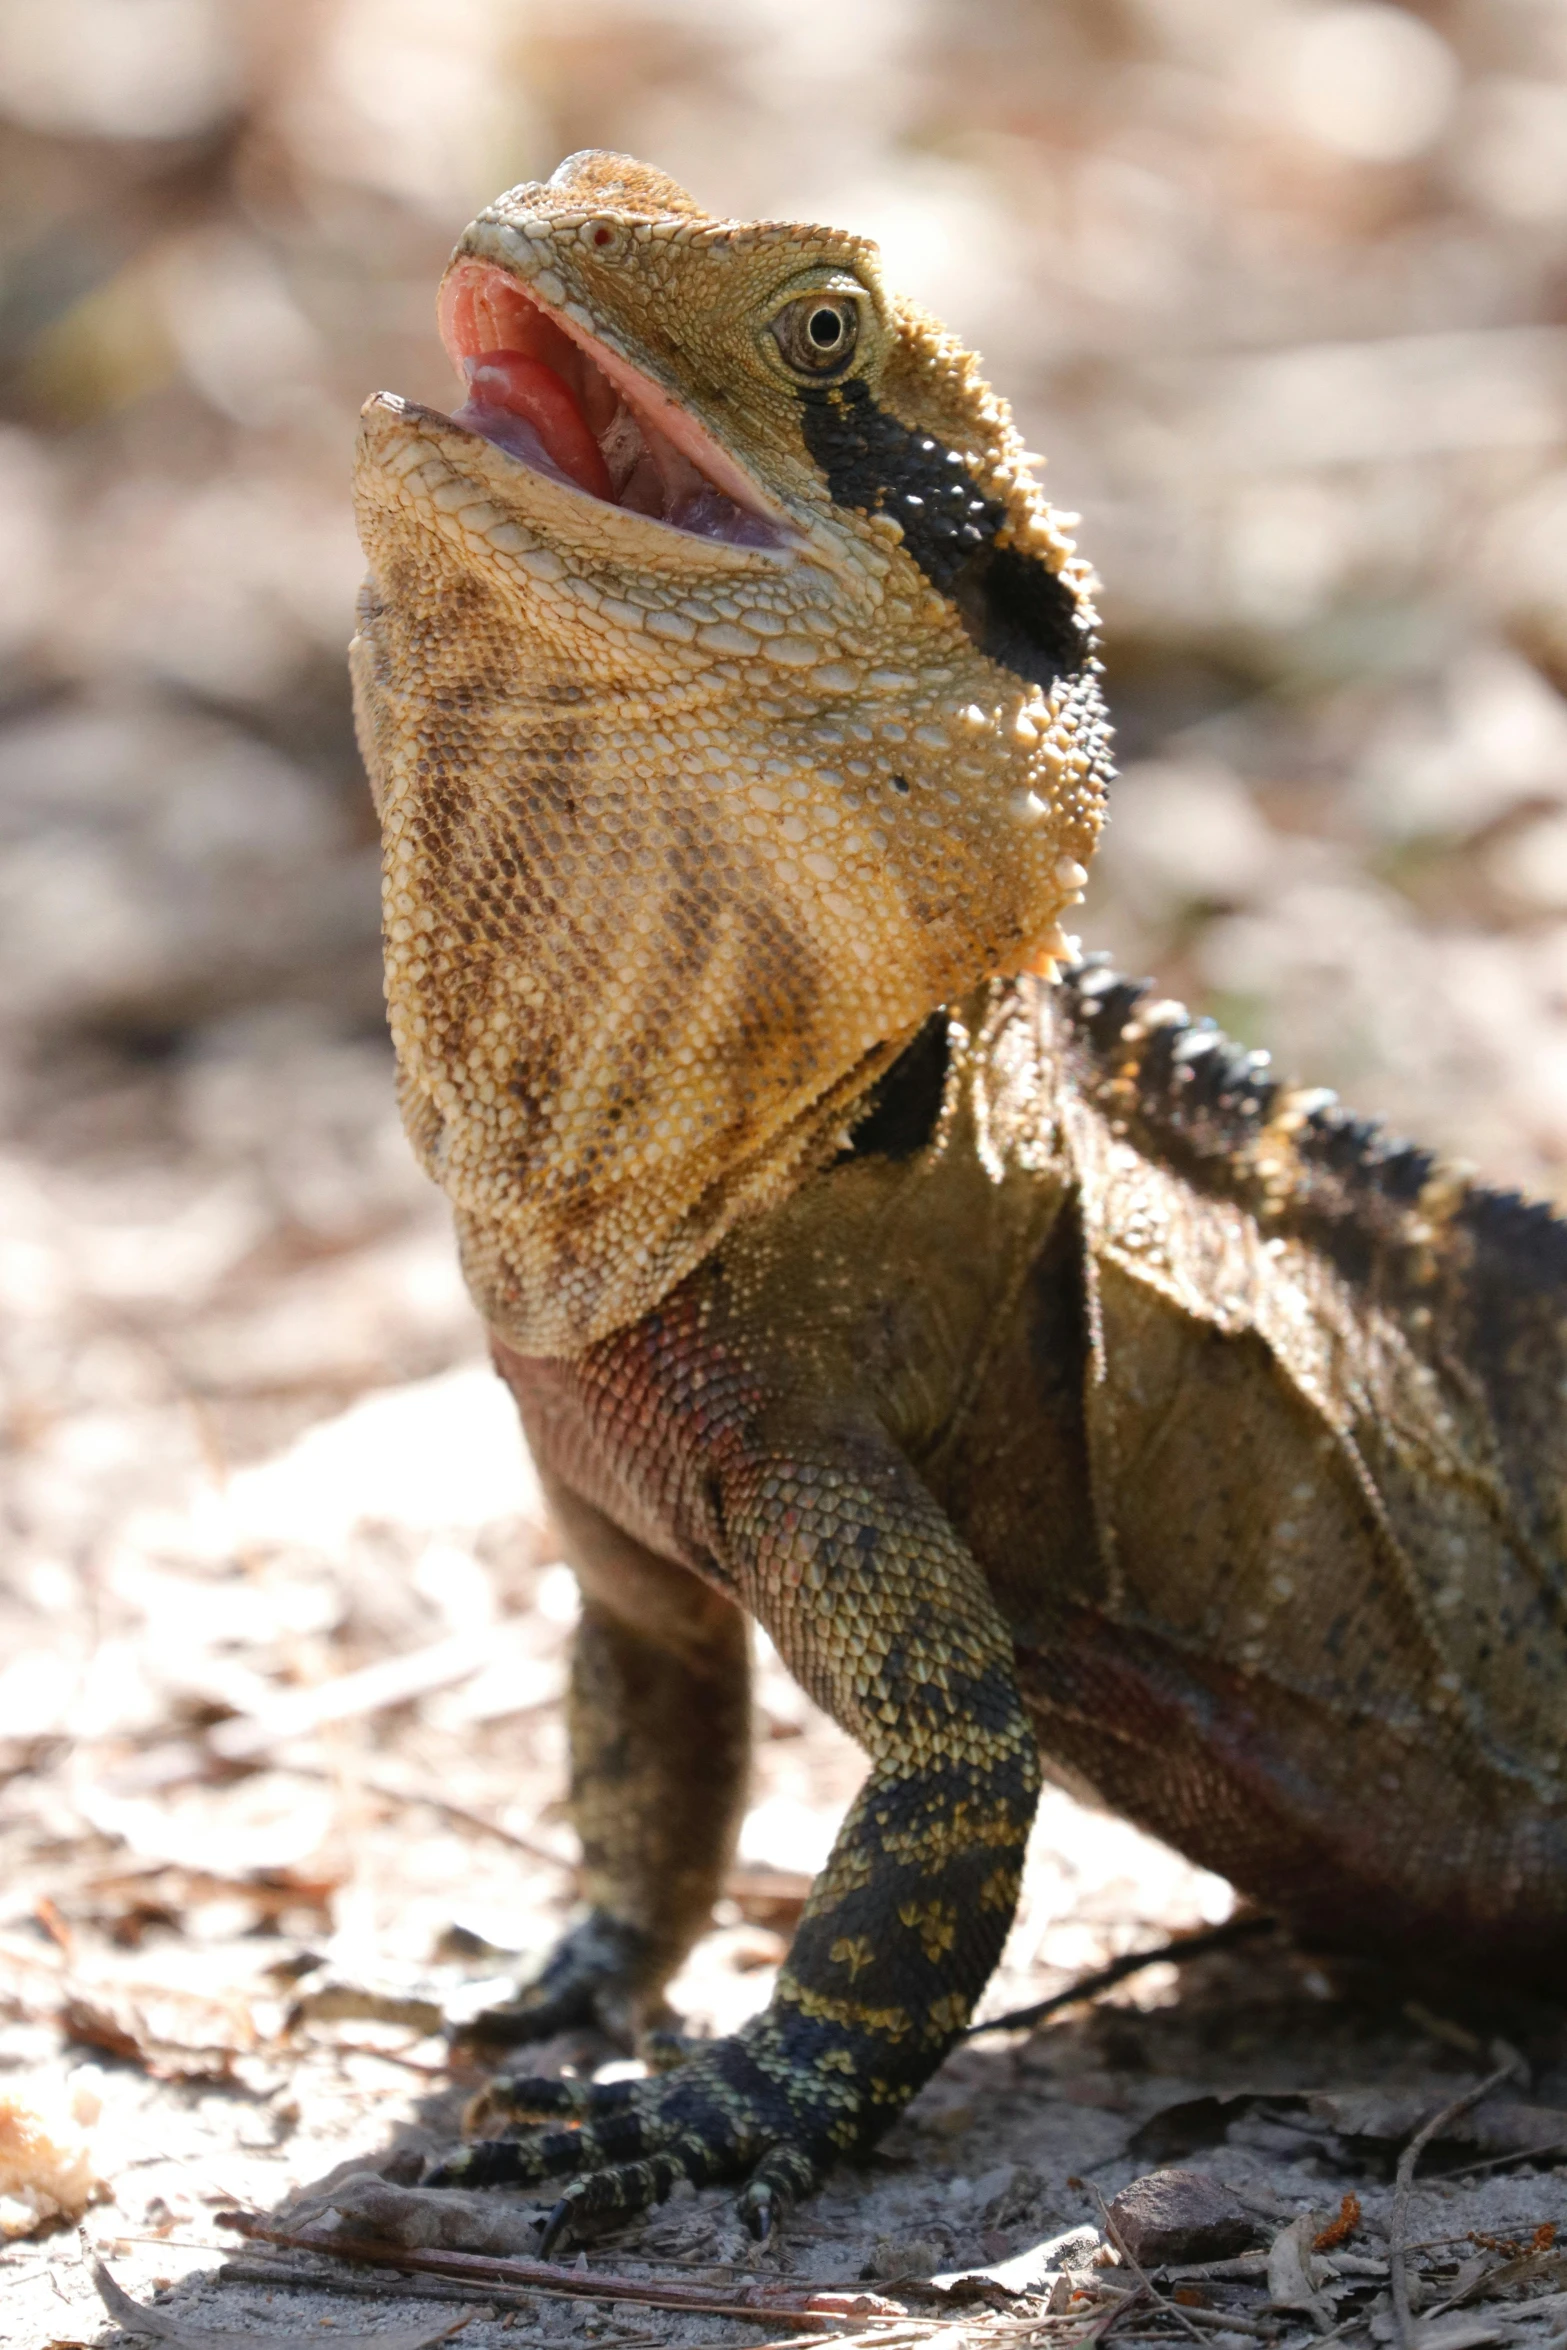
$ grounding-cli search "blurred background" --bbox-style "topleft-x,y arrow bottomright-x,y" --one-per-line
4,0 -> 1567,2251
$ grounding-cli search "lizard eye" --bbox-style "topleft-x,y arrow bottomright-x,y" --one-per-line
770,295 -> 861,378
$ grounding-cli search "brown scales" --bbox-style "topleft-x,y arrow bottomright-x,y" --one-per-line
352,151 -> 1567,2252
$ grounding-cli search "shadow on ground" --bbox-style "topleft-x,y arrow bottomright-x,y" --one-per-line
89,1933 -> 1567,2348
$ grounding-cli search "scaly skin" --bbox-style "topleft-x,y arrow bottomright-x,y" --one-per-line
352,154 -> 1567,2250
351,148 -> 1107,1356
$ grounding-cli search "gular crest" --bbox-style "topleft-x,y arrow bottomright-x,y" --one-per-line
352,152 -> 1113,1352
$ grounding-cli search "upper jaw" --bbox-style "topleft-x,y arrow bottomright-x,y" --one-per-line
388,215 -> 800,558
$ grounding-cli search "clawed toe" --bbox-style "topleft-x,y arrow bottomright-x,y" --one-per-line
537,2151 -> 695,2254
427,2087 -> 683,2197
423,2125 -> 585,2190
738,2143 -> 823,2239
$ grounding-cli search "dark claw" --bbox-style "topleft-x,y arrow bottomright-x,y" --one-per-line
539,2196 -> 574,2259
739,2142 -> 820,2240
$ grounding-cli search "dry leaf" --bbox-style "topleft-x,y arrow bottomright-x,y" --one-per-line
1451,2247 -> 1567,2304
283,2170 -> 543,2257
1267,2215 -> 1337,2324
0,2083 -> 104,2238
60,1980 -> 261,2081
1131,2087 -> 1567,2169
1393,2320 -> 1514,2350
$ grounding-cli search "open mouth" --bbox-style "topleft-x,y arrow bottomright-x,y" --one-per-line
439,261 -> 783,549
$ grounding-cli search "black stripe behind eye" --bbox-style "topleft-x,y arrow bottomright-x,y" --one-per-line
800,380 -> 999,590
798,380 -> 1086,690
951,543 -> 1083,693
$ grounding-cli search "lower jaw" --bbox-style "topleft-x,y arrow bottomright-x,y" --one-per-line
445,322 -> 783,550
452,387 -> 783,549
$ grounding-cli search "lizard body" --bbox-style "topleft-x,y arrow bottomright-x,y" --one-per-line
352,153 -> 1567,2249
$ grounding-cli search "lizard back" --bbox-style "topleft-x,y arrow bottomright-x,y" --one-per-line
943,967 -> 1567,1974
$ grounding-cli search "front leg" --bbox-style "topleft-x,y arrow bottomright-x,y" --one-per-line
430,1430 -> 1041,2245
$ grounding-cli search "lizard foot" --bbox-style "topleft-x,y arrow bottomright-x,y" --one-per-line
452,1911 -> 659,2051
426,2023 -> 839,2249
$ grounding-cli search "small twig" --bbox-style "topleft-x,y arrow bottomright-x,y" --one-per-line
205,1636 -> 517,1761
1287,2317 -> 1368,2349
1428,2136 -> 1567,2183
1085,2298 -> 1275,2339
1402,2230 -> 1550,2254
334,2037 -> 451,2076
99,2235 -> 256,2255
1389,2050 -> 1526,2350
1403,2006 -> 1486,2061
267,1771 -> 818,1918
965,1916 -> 1276,2039
266,1763 -> 576,1875
1145,2309 -> 1276,2338
1074,2281 -> 1151,2345
210,2230 -> 880,2304
216,2212 -> 911,2334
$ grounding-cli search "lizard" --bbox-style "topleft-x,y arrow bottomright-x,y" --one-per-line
351,149 -> 1567,2252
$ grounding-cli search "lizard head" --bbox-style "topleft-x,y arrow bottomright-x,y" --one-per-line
353,150 -> 1112,1352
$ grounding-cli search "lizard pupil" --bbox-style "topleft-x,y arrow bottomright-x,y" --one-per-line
770,294 -> 860,377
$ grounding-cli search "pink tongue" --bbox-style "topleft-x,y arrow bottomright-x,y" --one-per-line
457,350 -> 612,502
